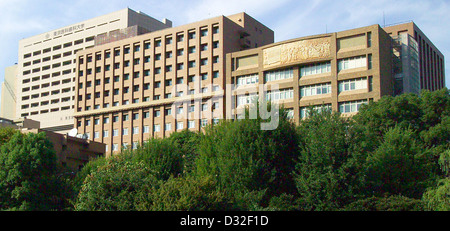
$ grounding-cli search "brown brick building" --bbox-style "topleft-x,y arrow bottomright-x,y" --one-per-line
74,13 -> 274,156
227,24 -> 394,123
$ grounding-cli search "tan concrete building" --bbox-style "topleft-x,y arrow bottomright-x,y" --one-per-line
226,24 -> 394,123
15,8 -> 171,133
1,65 -> 18,120
384,22 -> 445,92
74,12 -> 274,156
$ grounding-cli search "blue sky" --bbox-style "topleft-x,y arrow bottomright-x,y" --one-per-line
0,0 -> 449,103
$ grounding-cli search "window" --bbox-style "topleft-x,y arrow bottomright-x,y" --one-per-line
165,123 -> 172,131
123,114 -> 129,121
122,128 -> 128,136
94,132 -> 99,139
339,100 -> 368,113
300,104 -> 332,118
177,122 -> 184,130
200,29 -> 208,37
154,124 -> 161,132
201,119 -> 208,127
300,83 -> 332,97
236,73 -> 259,87
113,129 -> 119,137
266,88 -> 294,101
188,31 -> 196,39
264,68 -> 293,82
300,62 -> 331,77
213,118 -> 220,125
237,94 -> 258,107
133,127 -> 139,135
154,110 -> 161,117
188,120 -> 195,129
177,107 -> 184,114
103,130 -> 109,137
112,144 -> 118,151
177,34 -> 184,42
213,26 -> 219,34
144,126 -> 150,133
338,56 -> 367,71
338,78 -> 367,92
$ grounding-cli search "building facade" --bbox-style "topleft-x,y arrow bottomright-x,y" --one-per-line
384,22 -> 445,92
1,65 -> 18,120
226,24 -> 394,123
74,12 -> 274,156
15,8 -> 171,133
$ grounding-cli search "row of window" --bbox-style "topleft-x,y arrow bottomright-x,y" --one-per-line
236,54 -> 371,85
338,77 -> 367,92
89,118 -> 220,138
20,105 -> 73,117
337,55 -> 369,71
23,37 -> 92,59
266,88 -> 294,101
299,99 -> 368,118
300,62 -> 331,77
77,83 -> 221,112
80,56 -> 220,78
300,82 -> 332,97
236,73 -> 259,87
264,67 -> 294,82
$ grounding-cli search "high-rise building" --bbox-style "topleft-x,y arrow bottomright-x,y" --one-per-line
384,22 -> 445,92
14,8 -> 172,133
1,65 -> 18,120
74,12 -> 274,156
226,24 -> 394,123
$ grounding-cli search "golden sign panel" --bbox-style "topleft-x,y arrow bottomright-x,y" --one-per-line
263,37 -> 331,68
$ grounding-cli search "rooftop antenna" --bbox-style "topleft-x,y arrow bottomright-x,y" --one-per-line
326,24 -> 328,33
383,11 -> 386,27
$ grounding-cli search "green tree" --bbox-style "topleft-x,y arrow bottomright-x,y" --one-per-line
343,195 -> 425,211
0,132 -> 63,210
422,149 -> 450,211
294,109 -> 360,210
364,126 -> 433,199
0,127 -> 17,146
194,106 -> 299,209
123,137 -> 184,181
151,175 -> 233,211
353,93 -> 423,142
74,156 -> 157,211
167,129 -> 202,174
419,88 -> 450,130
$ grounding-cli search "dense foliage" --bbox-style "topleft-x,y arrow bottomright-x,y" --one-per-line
0,88 -> 449,211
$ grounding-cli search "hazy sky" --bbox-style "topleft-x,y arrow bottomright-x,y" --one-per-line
0,0 -> 449,104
